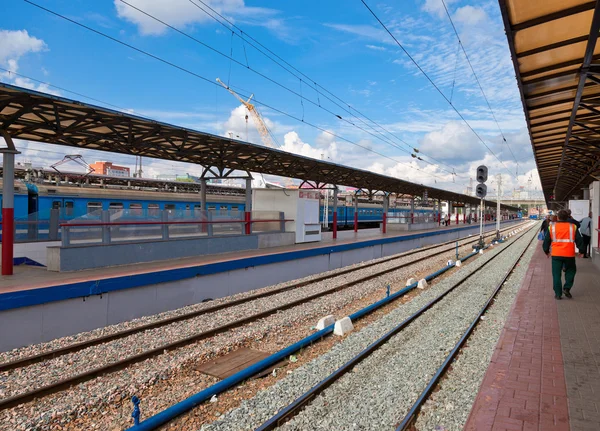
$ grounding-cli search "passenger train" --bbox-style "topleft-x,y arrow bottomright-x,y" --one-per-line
0,179 -> 436,234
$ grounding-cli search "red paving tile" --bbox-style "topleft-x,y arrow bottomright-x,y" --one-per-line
464,246 -> 570,431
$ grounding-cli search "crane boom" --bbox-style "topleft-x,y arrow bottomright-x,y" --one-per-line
216,78 -> 276,149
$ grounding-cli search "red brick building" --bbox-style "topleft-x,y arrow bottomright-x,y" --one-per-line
89,161 -> 130,177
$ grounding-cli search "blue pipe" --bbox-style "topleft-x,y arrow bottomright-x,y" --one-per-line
125,246 -> 481,430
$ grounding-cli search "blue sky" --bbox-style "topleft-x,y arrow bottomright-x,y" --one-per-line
0,0 -> 541,196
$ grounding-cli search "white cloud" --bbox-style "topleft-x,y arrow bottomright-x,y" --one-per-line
0,29 -> 55,94
0,29 -> 46,66
114,0 -> 280,36
453,5 -> 488,26
421,0 -> 457,18
419,121 -> 486,162
280,131 -> 338,161
366,44 -> 386,51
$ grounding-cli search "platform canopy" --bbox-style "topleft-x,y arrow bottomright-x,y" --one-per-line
500,0 -> 600,204
0,83 -> 519,210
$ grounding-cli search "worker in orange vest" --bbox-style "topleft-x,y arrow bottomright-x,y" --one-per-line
542,209 -> 584,299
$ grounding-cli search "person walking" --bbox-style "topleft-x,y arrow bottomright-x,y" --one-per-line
580,212 -> 592,258
540,215 -> 551,233
543,209 -> 584,299
567,209 -> 581,228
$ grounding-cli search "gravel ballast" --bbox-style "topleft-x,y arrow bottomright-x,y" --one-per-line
414,228 -> 539,431
0,226 -> 526,430
200,223 -> 536,431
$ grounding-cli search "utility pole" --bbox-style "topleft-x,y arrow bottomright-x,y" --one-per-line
496,174 -> 502,240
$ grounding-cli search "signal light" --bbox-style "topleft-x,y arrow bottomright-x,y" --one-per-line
476,165 -> 488,183
476,184 -> 487,198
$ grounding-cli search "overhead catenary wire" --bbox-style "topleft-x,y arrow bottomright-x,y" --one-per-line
360,0 -> 516,179
17,1 -> 454,184
439,0 -> 519,171
184,0 -> 466,177
115,0 -> 446,173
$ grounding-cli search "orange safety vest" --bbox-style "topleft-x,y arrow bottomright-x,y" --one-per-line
549,222 -> 577,257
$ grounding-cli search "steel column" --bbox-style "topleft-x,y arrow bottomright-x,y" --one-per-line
245,178 -> 252,213
354,194 -> 358,233
1,150 -> 17,275
333,187 -> 338,239
200,179 -> 207,210
382,194 -> 389,234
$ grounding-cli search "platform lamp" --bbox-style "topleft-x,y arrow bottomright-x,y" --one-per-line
475,165 -> 488,249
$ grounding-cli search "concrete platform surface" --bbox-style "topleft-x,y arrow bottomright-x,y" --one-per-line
465,244 -> 600,431
0,220 -> 513,294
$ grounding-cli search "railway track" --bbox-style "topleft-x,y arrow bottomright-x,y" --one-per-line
0,222 -> 527,412
251,222 -> 537,431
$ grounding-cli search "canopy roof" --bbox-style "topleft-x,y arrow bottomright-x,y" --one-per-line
499,0 -> 600,204
0,83 -> 519,210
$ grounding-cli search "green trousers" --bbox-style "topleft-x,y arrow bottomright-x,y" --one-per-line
551,256 -> 576,296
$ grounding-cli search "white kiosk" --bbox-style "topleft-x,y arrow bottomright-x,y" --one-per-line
253,189 -> 322,243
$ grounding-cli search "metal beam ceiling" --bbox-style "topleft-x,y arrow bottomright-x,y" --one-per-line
0,83 -> 519,210
499,0 -> 600,206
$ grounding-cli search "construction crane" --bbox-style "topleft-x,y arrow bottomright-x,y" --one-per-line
217,78 -> 294,188
217,78 -> 277,149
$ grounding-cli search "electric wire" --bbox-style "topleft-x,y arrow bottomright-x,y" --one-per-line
185,0 -> 466,177
18,0 -> 453,184
439,0 -> 519,169
116,0 -> 446,174
360,0 -> 515,179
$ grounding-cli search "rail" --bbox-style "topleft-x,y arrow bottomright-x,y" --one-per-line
58,213 -> 292,247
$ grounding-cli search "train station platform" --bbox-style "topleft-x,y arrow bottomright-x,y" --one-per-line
0,219 -> 521,352
465,245 -> 600,431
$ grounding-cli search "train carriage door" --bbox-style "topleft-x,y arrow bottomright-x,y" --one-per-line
26,183 -> 39,240
64,200 -> 75,219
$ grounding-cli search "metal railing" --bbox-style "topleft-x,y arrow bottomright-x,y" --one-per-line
59,211 -> 290,247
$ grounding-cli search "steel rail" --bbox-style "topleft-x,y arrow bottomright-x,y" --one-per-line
0,223 -> 526,411
254,223 -> 535,431
396,228 -> 536,430
0,221 -> 524,373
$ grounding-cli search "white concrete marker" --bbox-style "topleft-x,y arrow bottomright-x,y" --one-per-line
333,316 -> 354,336
406,277 -> 417,287
479,249 -> 484,254
418,278 -> 428,289
316,315 -> 335,330
455,260 -> 462,267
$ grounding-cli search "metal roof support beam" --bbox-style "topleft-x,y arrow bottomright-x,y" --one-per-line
554,2 -> 600,201
512,1 -> 596,32
580,102 -> 600,116
564,159 -> 600,198
574,121 -> 600,136
572,135 -> 600,149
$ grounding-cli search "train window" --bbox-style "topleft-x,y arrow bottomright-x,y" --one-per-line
194,204 -> 202,211
87,202 -> 102,214
219,205 -> 228,215
164,204 -> 175,213
65,201 -> 74,216
129,203 -> 142,216
148,203 -> 160,216
52,201 -> 62,209
231,205 -> 239,211
207,205 -> 216,211
109,202 -> 124,210
185,205 -> 190,210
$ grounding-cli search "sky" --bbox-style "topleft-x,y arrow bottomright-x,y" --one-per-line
0,0 -> 542,197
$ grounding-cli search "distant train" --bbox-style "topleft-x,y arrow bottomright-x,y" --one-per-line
0,180 -> 436,236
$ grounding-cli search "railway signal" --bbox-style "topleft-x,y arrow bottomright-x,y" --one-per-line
476,165 -> 488,248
